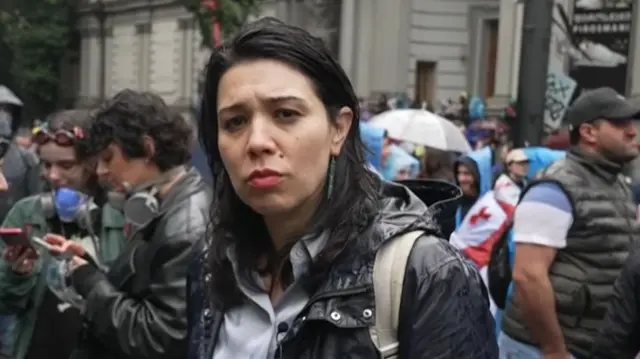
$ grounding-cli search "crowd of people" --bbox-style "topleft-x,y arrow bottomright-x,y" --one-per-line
0,16 -> 636,359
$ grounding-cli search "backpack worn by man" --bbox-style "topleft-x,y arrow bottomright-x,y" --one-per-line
487,224 -> 513,310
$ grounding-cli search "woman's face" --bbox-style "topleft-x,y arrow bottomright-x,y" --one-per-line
39,143 -> 87,190
216,59 -> 352,217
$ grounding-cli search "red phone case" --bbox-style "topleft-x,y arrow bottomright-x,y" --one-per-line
0,227 -> 32,248
0,228 -> 23,235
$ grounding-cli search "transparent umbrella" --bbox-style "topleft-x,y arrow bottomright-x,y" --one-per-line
369,109 -> 472,153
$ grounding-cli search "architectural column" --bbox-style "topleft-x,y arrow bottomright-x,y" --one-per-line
177,18 -> 195,107
488,0 -> 521,110
78,35 -> 92,104
103,25 -> 114,98
510,4 -> 524,97
352,0 -> 374,96
77,15 -> 104,107
338,0 -> 357,80
135,23 -> 152,91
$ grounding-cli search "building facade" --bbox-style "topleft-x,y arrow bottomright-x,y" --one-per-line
75,0 -> 214,116
75,0 -> 501,110
73,0 -> 310,114
339,0 -> 499,105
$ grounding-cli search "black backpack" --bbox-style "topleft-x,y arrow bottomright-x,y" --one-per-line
487,223 -> 513,309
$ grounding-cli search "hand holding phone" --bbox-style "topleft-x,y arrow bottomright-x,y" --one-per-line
1,228 -> 38,274
41,234 -> 86,261
0,228 -> 33,249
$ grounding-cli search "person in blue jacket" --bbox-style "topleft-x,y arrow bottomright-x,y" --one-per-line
453,146 -> 495,229
360,123 -> 460,238
359,122 -> 387,176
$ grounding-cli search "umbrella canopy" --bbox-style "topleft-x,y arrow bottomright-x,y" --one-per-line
0,85 -> 23,106
369,109 -> 472,153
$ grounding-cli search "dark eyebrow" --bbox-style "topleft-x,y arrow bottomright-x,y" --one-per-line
40,157 -> 77,164
264,95 -> 304,104
218,95 -> 306,115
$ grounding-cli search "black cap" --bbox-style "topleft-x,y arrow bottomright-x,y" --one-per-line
567,87 -> 640,130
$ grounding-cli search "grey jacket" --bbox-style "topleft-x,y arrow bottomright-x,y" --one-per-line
502,148 -> 640,359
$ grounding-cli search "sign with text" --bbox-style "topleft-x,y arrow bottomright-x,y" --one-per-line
544,71 -> 577,131
569,0 -> 633,95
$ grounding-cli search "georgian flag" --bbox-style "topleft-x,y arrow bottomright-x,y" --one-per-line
449,189 -> 516,316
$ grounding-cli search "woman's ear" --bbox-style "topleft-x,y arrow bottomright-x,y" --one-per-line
330,106 -> 353,156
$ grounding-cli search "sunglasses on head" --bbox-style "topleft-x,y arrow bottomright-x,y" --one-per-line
33,126 -> 84,147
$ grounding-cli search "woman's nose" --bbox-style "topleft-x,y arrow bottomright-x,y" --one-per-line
96,161 -> 108,176
48,166 -> 61,182
246,118 -> 277,156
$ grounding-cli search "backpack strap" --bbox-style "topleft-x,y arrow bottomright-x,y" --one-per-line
370,230 -> 424,358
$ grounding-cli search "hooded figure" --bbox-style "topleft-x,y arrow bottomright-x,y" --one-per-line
522,147 -> 566,178
360,122 -> 387,176
381,145 -> 419,181
451,147 -> 566,334
453,146 -> 494,228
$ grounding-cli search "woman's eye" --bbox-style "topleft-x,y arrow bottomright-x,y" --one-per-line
223,116 -> 247,131
275,109 -> 299,122
59,163 -> 77,170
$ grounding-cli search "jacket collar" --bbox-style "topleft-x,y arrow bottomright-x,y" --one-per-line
159,167 -> 208,213
313,180 -> 460,295
568,147 -> 623,182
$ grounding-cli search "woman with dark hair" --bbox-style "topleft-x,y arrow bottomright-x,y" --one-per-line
187,18 -> 497,359
419,147 -> 456,182
41,91 -> 210,359
0,110 -> 126,359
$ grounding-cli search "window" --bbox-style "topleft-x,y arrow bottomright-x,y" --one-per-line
483,19 -> 499,98
468,5 -> 499,98
415,61 -> 437,107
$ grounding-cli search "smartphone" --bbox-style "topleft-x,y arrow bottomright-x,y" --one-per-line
31,236 -> 52,250
0,228 -> 32,248
32,236 -> 74,260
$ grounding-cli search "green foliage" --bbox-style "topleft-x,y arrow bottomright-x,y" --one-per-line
0,0 -> 76,116
182,0 -> 263,48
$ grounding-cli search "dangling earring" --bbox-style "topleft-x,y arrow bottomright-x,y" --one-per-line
327,156 -> 336,199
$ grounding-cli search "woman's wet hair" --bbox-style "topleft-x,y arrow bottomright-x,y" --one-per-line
420,148 -> 455,182
200,18 -> 381,309
76,89 -> 193,171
